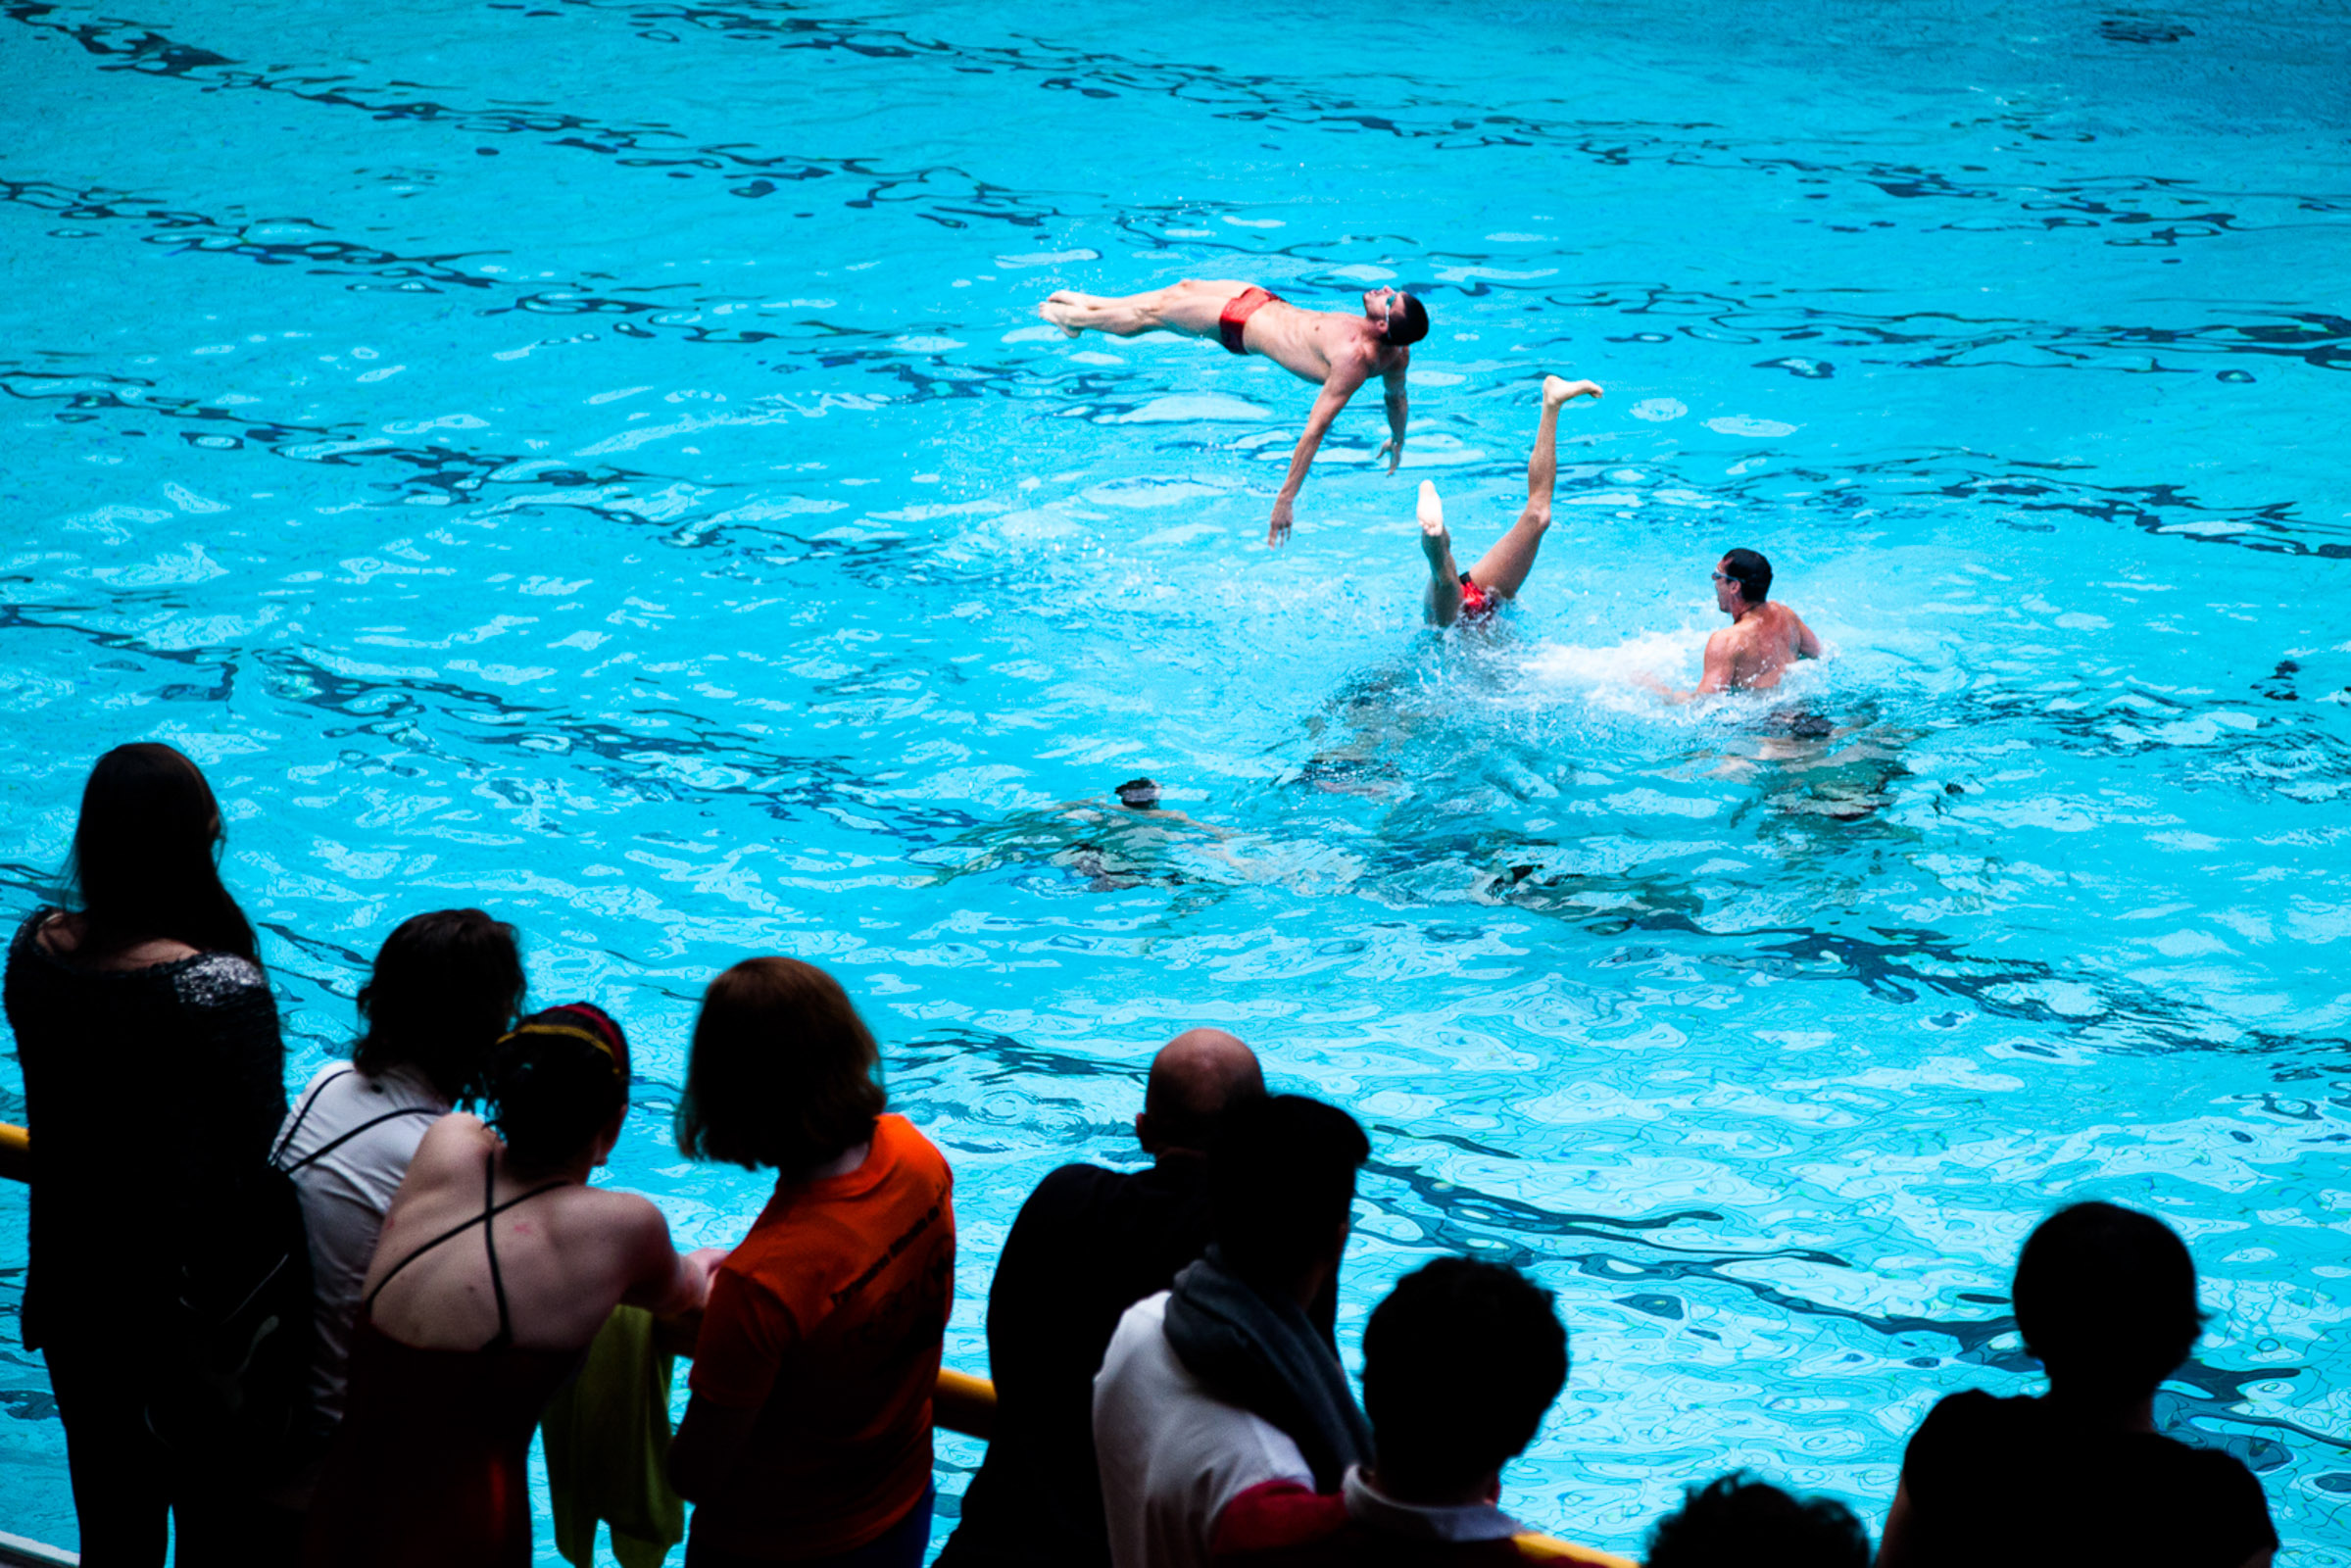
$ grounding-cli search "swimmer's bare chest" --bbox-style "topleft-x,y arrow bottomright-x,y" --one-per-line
1251,307 -> 1363,383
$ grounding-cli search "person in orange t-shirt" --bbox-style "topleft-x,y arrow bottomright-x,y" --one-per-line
669,957 -> 955,1568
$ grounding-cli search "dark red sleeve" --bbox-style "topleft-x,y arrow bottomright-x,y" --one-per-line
1210,1479 -> 1349,1560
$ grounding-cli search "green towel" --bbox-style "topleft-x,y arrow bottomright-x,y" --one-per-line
542,1305 -> 687,1568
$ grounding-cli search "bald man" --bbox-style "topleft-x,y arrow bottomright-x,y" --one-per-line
939,1030 -> 1266,1568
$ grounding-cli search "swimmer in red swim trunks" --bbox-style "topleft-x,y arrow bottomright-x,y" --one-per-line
1419,373 -> 1602,628
1040,278 -> 1429,547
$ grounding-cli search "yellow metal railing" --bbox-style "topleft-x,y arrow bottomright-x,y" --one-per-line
0,1121 -> 1633,1565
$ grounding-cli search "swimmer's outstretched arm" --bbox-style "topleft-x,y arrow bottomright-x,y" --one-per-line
1372,358 -> 1409,474
1267,368 -> 1367,546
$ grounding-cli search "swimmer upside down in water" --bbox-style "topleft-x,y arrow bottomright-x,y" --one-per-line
1040,279 -> 1430,546
1417,373 -> 1603,628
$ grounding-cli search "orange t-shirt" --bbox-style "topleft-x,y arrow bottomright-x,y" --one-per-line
686,1113 -> 955,1558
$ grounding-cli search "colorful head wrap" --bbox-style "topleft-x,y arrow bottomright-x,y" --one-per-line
497,1001 -> 629,1080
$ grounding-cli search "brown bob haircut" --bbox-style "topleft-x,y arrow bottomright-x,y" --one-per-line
675,956 -> 886,1174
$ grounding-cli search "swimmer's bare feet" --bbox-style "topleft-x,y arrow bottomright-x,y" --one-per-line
1543,374 -> 1603,409
1040,292 -> 1086,337
1417,480 -> 1450,561
1419,481 -> 1466,626
1418,480 -> 1463,578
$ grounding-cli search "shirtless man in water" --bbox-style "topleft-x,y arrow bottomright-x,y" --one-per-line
1417,373 -> 1602,627
1644,548 -> 1824,696
1040,280 -> 1430,545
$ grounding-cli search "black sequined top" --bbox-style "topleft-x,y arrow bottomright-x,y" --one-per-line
4,908 -> 285,1351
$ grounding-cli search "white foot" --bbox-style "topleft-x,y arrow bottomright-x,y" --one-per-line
1544,373 -> 1602,408
1417,481 -> 1453,568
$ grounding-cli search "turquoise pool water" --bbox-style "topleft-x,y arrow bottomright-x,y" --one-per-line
4,0 -> 2348,1557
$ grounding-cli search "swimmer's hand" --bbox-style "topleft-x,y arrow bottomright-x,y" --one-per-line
1267,494 -> 1295,548
1633,670 -> 1693,704
1375,435 -> 1404,474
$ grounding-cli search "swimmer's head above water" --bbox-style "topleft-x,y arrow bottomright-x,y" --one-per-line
1114,777 -> 1161,809
1642,544 -> 1821,702
1712,547 -> 1773,612
1363,287 -> 1430,347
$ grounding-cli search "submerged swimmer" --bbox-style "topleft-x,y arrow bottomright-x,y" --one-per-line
1039,279 -> 1431,546
1641,548 -> 1823,698
927,776 -> 1236,891
1417,373 -> 1603,628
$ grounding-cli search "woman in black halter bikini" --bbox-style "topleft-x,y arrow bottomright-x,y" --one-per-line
301,1004 -> 720,1568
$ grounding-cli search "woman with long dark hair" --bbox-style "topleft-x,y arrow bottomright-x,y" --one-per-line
301,1004 -> 717,1568
3,742 -> 286,1565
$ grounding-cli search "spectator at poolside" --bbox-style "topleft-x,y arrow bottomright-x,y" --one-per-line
1643,1473 -> 1868,1567
1209,1257 -> 1571,1566
302,1004 -> 719,1568
262,908 -> 526,1531
938,1028 -> 1267,1568
1094,1095 -> 1373,1568
1875,1201 -> 2278,1568
668,957 -> 955,1568
4,742 -> 287,1566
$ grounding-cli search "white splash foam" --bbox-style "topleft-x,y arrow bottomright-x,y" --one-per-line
1522,629 -> 1700,710
1111,394 -> 1270,423
994,248 -> 1102,269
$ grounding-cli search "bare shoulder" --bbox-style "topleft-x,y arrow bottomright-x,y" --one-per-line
559,1184 -> 667,1242
555,1186 -> 673,1269
1772,602 -> 1822,645
410,1111 -> 494,1172
1327,331 -> 1383,380
32,912 -> 82,956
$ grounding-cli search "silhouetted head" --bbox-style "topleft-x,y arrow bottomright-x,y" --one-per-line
1645,1472 -> 1869,1568
354,908 -> 526,1102
2014,1201 -> 2204,1409
1115,777 -> 1161,809
1714,548 -> 1772,609
1365,286 -> 1430,347
64,742 -> 257,963
1209,1094 -> 1369,1294
1362,1258 -> 1568,1500
1137,1028 -> 1264,1155
676,956 -> 886,1176
480,1003 -> 629,1177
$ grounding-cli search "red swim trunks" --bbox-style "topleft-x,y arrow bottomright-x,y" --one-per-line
1458,573 -> 1500,621
1218,286 -> 1280,354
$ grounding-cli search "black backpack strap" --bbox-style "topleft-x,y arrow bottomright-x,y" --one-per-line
269,1066 -> 355,1168
279,1104 -> 443,1176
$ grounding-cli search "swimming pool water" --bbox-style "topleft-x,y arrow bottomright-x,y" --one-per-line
3,0 -> 2348,1557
